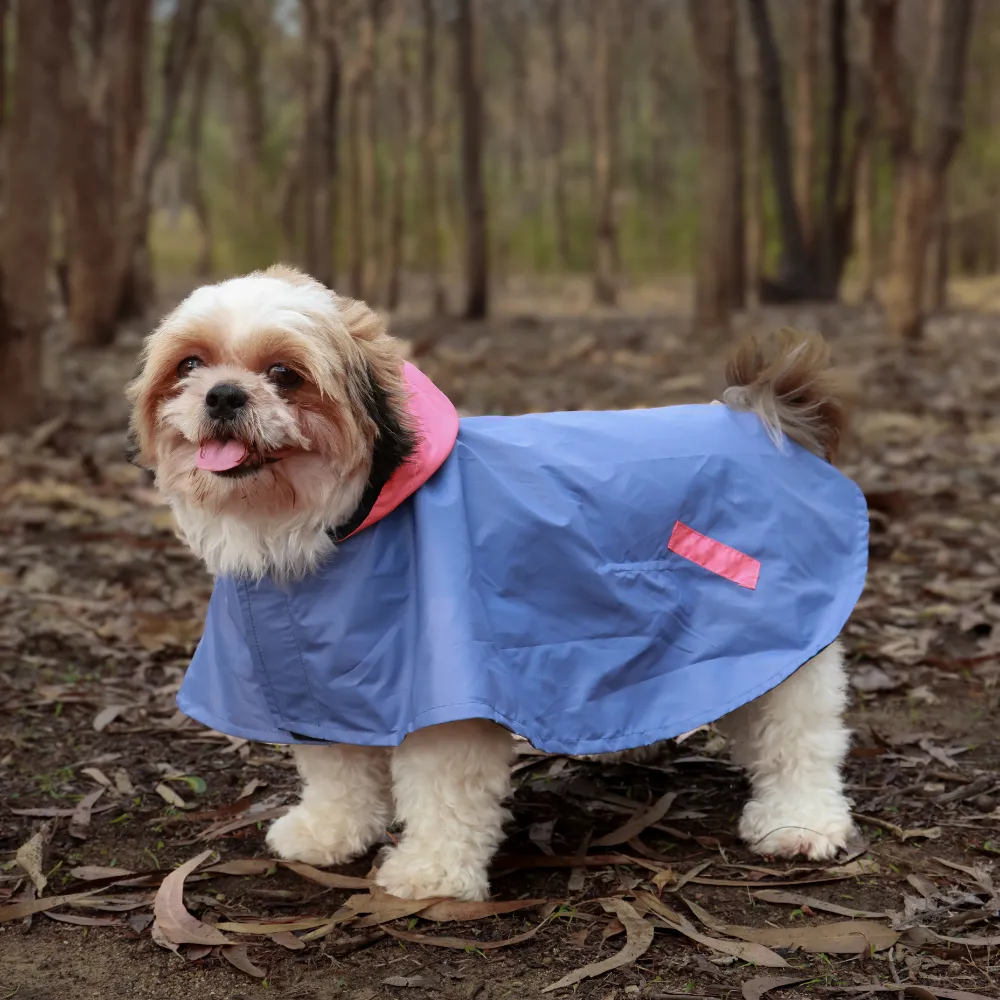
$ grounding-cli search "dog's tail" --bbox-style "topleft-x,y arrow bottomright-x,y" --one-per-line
722,328 -> 845,461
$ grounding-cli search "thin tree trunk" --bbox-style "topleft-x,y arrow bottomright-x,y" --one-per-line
0,0 -> 67,431
855,7 -> 877,304
689,0 -> 744,335
547,0 -> 570,271
818,0 -> 848,296
876,0 -> 974,340
349,1 -> 377,299
744,15 -> 764,307
455,0 -> 488,319
927,186 -> 949,311
419,0 -> 446,313
186,42 -> 214,276
365,0 -> 385,303
591,0 -> 619,306
384,3 -> 410,310
745,0 -> 810,297
793,0 -> 819,249
300,0 -> 340,288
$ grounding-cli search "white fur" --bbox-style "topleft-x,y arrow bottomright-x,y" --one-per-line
719,641 -> 854,860
169,472 -> 362,580
145,272 -> 857,898
267,721 -> 513,902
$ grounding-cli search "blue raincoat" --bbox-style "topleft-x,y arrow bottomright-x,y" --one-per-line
177,377 -> 869,755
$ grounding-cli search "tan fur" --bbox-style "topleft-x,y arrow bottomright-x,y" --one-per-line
723,328 -> 845,461
125,265 -> 408,578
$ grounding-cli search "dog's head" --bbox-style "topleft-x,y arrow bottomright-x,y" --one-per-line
126,266 -> 413,578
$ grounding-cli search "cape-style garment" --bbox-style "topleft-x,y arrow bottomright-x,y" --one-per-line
178,364 -> 869,755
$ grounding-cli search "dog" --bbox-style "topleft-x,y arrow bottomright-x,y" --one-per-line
127,265 -> 866,901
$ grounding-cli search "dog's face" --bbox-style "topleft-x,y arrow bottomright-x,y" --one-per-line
126,266 -> 410,577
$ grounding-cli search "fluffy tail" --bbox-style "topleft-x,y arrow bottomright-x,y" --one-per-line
722,328 -> 845,461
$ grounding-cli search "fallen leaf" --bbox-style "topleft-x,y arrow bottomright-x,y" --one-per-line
0,889 -> 105,922
216,918 -> 335,934
383,975 -> 439,988
268,931 -> 306,950
220,945 -> 266,977
15,827 -> 49,893
113,768 -> 136,795
205,859 -> 276,876
69,865 -> 135,882
44,912 -> 119,927
419,898 -> 548,922
673,859 -> 713,890
741,976 -> 811,1000
92,705 -> 129,732
152,850 -> 231,947
651,867 -> 676,890
345,890 -> 445,928
633,891 -> 788,968
592,791 -> 677,847
752,889 -> 887,918
541,899 -> 654,993
383,923 -> 542,951
80,767 -> 112,787
200,806 -> 288,839
69,787 -> 105,839
706,915 -> 898,955
279,861 -> 370,889
155,782 -> 188,809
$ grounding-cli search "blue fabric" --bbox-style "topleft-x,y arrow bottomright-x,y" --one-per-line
178,404 -> 869,755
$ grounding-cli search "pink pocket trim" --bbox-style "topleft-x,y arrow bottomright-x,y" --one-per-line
667,521 -> 760,590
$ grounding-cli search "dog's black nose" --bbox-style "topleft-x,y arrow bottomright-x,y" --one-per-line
205,383 -> 248,420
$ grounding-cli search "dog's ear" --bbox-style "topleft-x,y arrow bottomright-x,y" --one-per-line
338,295 -> 417,481
358,360 -> 416,484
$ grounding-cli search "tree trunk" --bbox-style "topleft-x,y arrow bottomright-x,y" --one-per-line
689,0 -> 745,335
300,0 -> 340,288
818,0 -> 848,296
591,0 -> 619,306
455,0 -> 488,319
419,0 -> 446,314
745,0 -> 810,297
876,0 -> 974,340
0,0 -> 67,431
855,6 -> 877,305
547,0 -> 571,271
384,3 -> 410,311
348,0 -> 377,299
61,0 -> 200,345
927,185 -> 949,311
743,14 -> 764,307
185,41 -> 214,276
793,0 -> 819,249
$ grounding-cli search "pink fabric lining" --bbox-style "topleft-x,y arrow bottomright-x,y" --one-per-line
343,362 -> 460,540
667,520 -> 760,590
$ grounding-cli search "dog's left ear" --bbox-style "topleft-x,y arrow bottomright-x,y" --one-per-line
338,295 -> 417,480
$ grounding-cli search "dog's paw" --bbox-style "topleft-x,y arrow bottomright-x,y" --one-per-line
739,798 -> 854,861
374,845 -> 489,901
266,805 -> 377,866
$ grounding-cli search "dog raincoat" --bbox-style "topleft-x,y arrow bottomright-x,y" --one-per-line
177,364 -> 869,755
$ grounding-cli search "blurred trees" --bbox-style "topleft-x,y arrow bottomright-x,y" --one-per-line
0,0 -> 67,431
0,0 -> 991,428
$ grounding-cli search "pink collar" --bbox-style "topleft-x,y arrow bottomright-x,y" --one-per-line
341,363 -> 459,540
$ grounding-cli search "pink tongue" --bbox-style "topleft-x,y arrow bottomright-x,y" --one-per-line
196,440 -> 249,472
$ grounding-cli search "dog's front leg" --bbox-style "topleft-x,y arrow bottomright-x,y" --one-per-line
721,641 -> 856,860
376,720 -> 513,901
267,743 -> 392,866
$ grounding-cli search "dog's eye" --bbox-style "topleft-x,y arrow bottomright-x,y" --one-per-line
267,364 -> 303,389
177,356 -> 203,378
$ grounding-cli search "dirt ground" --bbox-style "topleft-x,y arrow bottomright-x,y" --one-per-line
1,293 -> 999,1000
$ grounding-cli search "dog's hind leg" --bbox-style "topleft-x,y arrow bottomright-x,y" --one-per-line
720,640 -> 856,860
267,743 -> 393,866
376,719 -> 513,901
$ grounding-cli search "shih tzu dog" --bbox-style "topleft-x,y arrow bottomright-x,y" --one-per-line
127,266 -> 867,901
